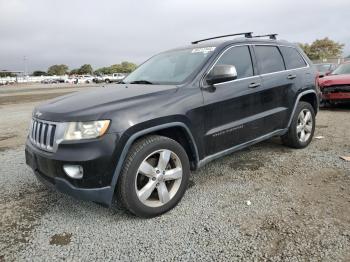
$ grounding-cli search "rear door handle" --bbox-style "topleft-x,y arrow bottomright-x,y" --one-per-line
287,74 -> 297,80
248,82 -> 261,88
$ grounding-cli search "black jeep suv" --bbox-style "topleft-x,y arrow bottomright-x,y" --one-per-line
25,33 -> 319,217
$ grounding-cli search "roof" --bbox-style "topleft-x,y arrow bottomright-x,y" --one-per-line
170,37 -> 296,52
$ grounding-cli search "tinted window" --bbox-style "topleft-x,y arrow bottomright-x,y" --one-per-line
216,46 -> 254,79
280,46 -> 307,69
124,47 -> 213,85
255,46 -> 285,74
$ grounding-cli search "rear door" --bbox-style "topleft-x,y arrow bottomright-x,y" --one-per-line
202,45 -> 264,156
252,45 -> 294,132
278,46 -> 309,125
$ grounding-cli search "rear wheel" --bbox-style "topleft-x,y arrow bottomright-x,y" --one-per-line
116,135 -> 190,217
281,101 -> 315,148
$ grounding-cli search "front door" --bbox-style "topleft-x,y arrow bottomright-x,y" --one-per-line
202,45 -> 265,156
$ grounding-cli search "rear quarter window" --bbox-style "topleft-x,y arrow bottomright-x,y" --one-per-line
254,45 -> 285,74
280,46 -> 307,69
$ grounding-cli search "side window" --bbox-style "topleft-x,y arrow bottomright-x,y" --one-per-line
280,46 -> 307,69
254,46 -> 285,74
216,46 -> 254,79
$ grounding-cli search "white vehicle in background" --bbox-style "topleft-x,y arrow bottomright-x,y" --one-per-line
103,73 -> 126,83
65,77 -> 78,84
0,78 -> 15,85
76,75 -> 94,84
92,75 -> 104,83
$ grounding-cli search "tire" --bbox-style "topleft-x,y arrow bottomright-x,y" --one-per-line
105,79 -> 110,83
116,135 -> 190,217
281,101 -> 315,149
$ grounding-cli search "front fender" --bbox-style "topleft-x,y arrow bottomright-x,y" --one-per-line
108,121 -> 199,204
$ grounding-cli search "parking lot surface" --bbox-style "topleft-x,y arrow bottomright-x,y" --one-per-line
1,84 -> 349,261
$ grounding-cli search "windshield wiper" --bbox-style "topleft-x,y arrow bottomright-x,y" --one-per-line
129,80 -> 154,85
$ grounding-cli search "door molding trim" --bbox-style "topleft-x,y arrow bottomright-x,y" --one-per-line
197,128 -> 286,168
206,107 -> 287,136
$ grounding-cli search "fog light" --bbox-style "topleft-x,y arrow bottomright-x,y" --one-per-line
63,165 -> 83,179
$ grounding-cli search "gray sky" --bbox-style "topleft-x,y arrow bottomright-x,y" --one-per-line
1,0 -> 349,72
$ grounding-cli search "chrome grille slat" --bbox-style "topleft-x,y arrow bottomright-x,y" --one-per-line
34,121 -> 38,141
30,119 -> 57,152
35,121 -> 40,144
46,125 -> 52,149
31,120 -> 35,139
39,123 -> 45,146
38,122 -> 43,145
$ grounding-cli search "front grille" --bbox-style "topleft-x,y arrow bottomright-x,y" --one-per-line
322,85 -> 350,93
30,119 -> 57,152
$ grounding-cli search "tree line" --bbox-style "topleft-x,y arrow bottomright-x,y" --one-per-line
32,61 -> 137,76
29,38 -> 348,77
298,37 -> 344,61
1,37 -> 347,78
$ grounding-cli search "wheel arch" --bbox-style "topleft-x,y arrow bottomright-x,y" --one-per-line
287,90 -> 318,129
299,92 -> 318,114
110,122 -> 199,193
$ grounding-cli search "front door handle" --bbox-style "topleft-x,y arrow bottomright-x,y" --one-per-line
248,82 -> 261,88
287,74 -> 297,80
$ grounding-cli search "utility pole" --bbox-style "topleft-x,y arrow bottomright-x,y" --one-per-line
23,56 -> 27,76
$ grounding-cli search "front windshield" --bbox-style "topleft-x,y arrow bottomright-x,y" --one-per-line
123,47 -> 216,85
331,63 -> 350,75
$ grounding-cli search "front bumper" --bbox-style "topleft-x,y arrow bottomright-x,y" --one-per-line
32,166 -> 113,206
321,85 -> 350,102
25,133 -> 120,206
322,92 -> 350,101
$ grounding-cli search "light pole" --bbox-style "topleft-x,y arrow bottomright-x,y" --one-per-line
23,56 -> 27,76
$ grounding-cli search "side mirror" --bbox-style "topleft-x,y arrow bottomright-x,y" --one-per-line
318,73 -> 325,78
206,64 -> 237,85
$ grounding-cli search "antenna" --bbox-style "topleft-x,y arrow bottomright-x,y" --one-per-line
191,32 -> 253,44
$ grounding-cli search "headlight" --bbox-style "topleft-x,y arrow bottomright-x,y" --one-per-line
63,120 -> 110,141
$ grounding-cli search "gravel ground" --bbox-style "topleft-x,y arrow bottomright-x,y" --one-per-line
0,86 -> 349,261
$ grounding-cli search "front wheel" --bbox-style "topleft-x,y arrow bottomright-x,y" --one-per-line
116,135 -> 190,217
281,101 -> 315,148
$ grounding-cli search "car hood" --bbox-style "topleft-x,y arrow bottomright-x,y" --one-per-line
318,74 -> 350,87
33,84 -> 178,122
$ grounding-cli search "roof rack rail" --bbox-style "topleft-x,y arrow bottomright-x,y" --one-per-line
253,34 -> 278,40
191,32 -> 253,44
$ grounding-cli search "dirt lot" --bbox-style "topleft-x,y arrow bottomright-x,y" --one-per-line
0,84 -> 98,150
0,84 -> 349,261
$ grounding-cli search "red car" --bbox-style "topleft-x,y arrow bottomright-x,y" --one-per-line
318,62 -> 350,105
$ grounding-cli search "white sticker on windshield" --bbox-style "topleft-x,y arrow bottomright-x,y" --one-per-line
191,47 -> 216,54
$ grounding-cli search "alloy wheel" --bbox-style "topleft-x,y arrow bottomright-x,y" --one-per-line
297,109 -> 313,143
135,149 -> 183,207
